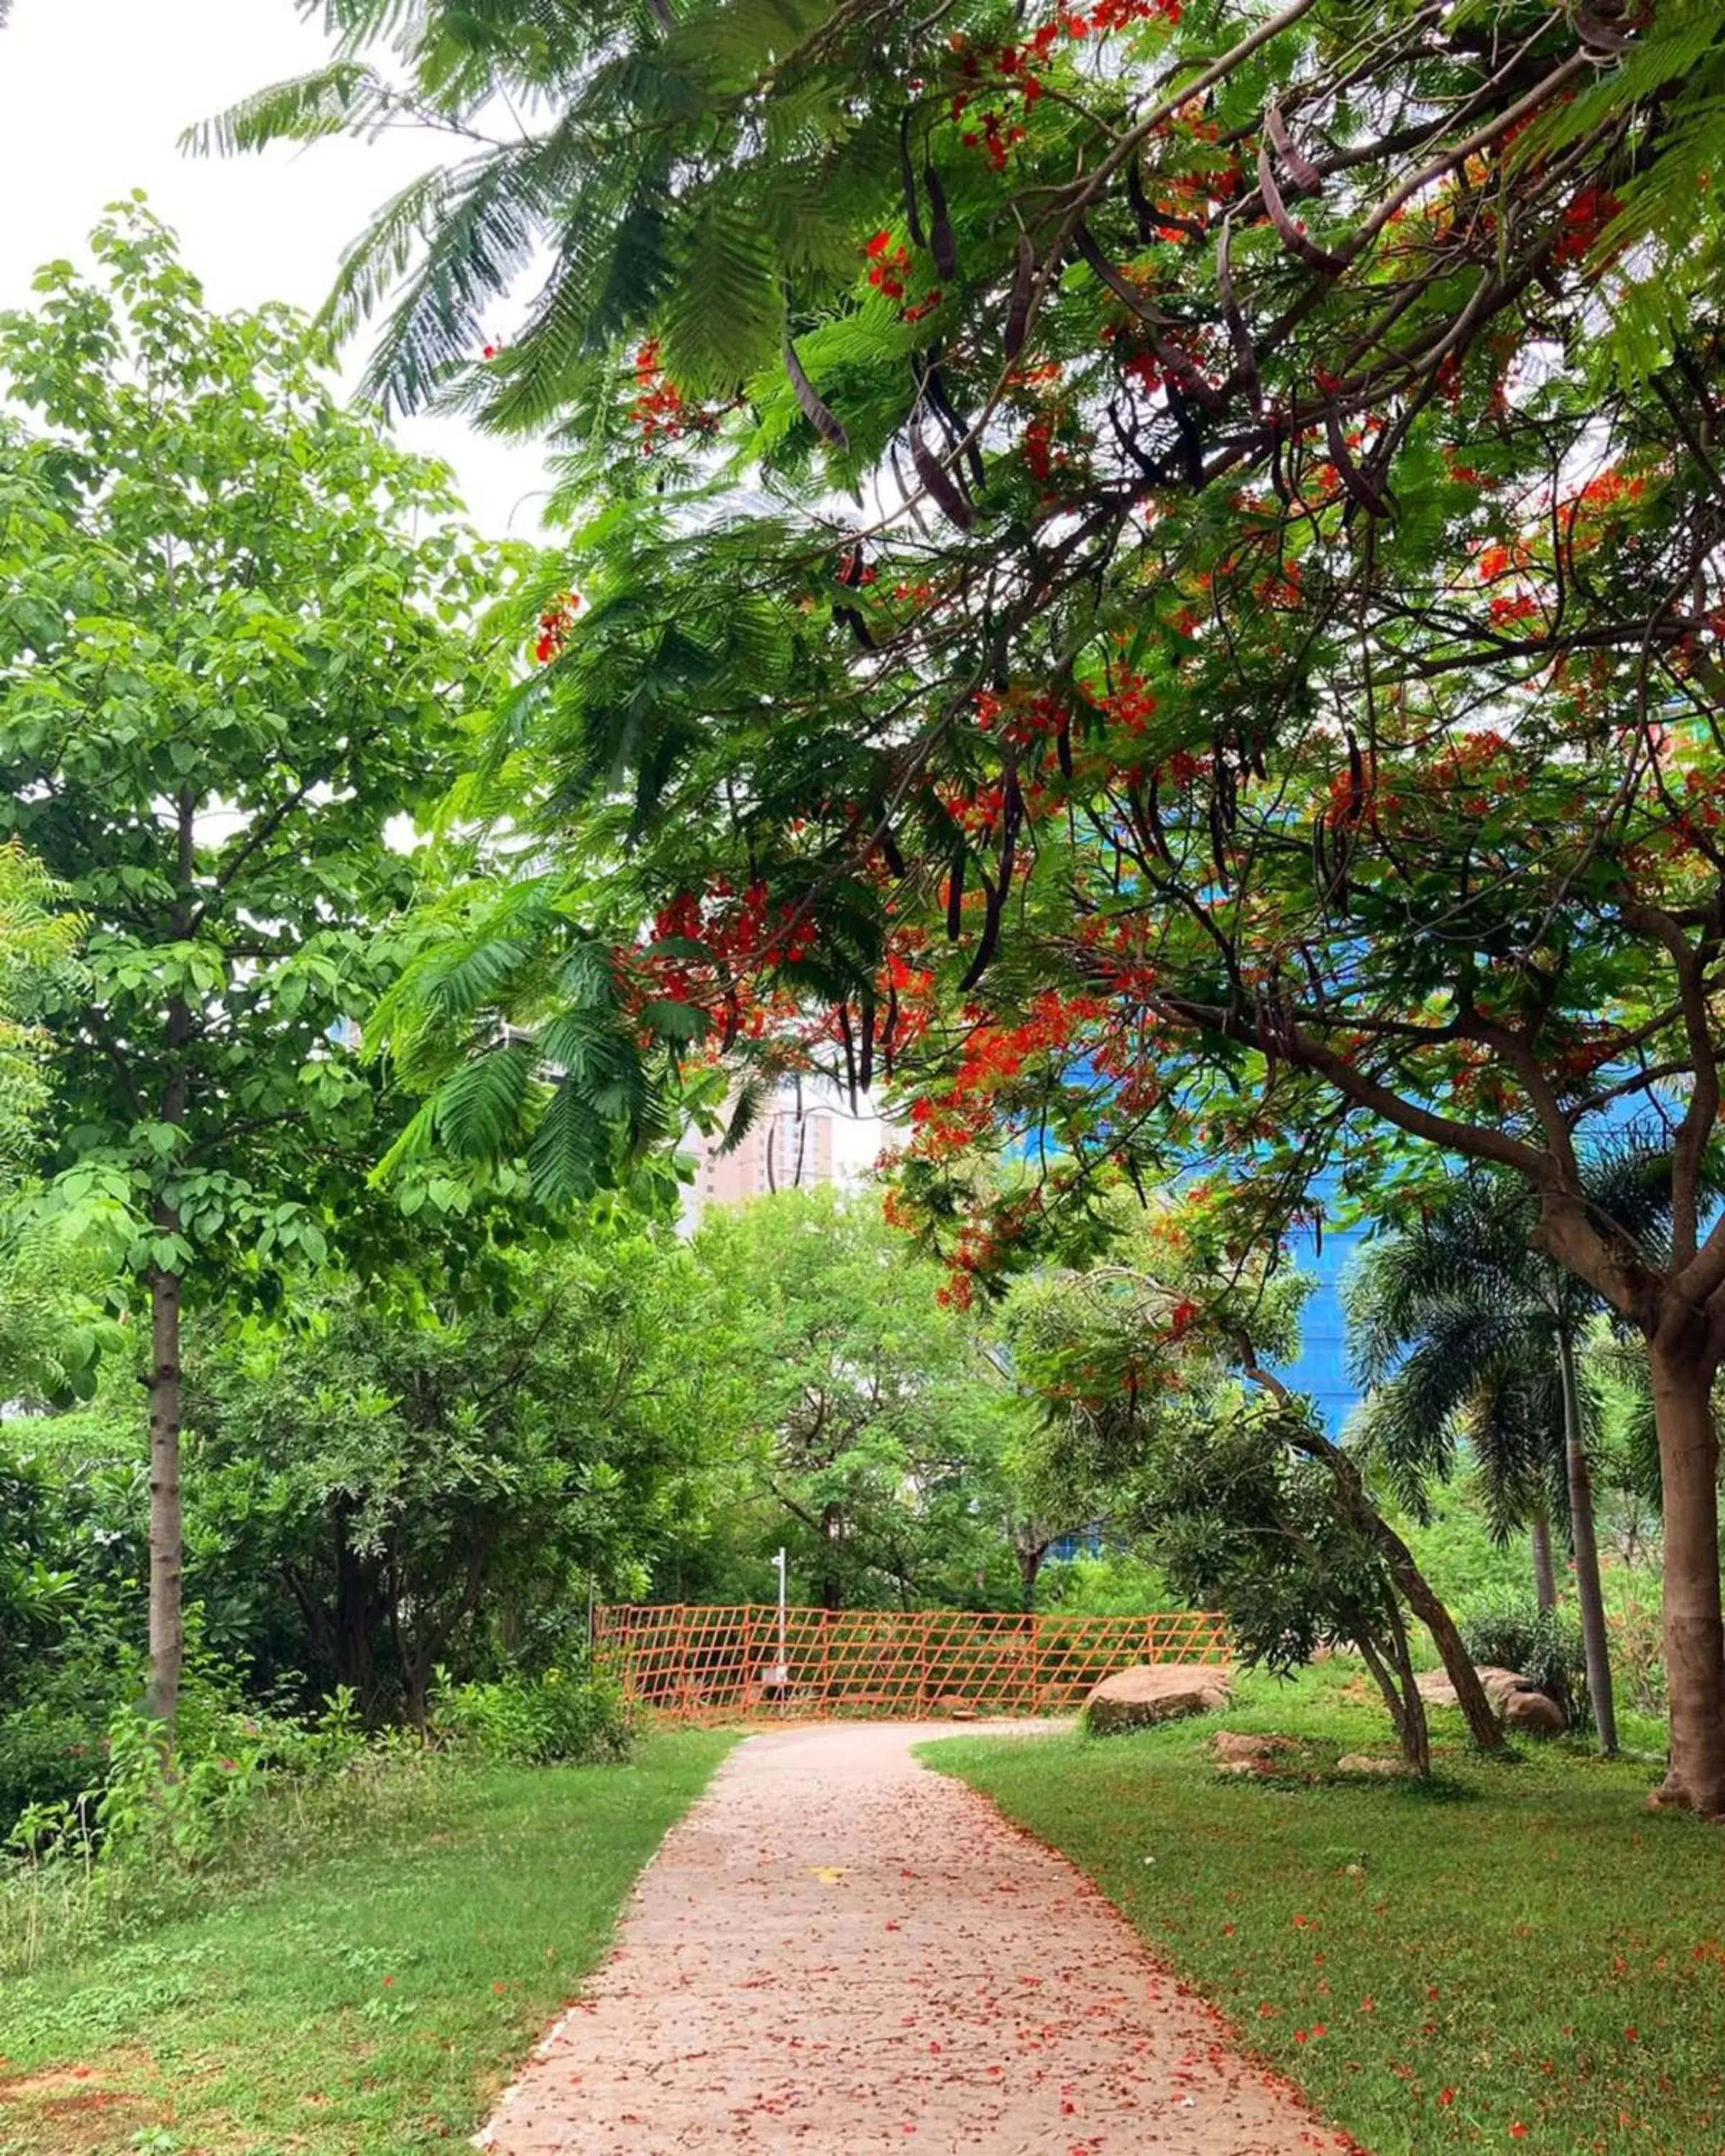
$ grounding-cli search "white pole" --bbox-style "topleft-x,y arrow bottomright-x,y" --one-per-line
771,1547 -> 788,1690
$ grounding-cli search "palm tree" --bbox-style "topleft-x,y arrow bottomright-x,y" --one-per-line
1347,1151 -> 1698,1759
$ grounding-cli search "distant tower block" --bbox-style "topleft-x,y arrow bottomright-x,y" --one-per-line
680,1079 -> 872,1230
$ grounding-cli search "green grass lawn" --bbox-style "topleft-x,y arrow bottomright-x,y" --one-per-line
0,1729 -> 735,2156
926,1667 -> 1725,2156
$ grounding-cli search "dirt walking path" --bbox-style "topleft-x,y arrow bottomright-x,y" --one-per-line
477,1722 -> 1353,2156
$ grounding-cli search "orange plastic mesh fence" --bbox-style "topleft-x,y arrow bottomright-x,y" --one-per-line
593,1605 -> 1230,1723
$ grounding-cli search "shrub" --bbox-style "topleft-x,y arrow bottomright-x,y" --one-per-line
1458,1597 -> 1588,1723
432,1664 -> 632,1765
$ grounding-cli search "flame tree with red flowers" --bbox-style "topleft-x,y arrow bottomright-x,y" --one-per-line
220,3 -> 1725,1812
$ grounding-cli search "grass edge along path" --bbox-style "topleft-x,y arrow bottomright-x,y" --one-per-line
925,1667 -> 1725,2156
0,1728 -> 737,2156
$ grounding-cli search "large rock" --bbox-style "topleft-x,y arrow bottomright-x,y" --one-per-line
1085,1662 -> 1231,1736
1501,1687 -> 1567,1735
1212,1731 -> 1302,1765
1415,1664 -> 1565,1733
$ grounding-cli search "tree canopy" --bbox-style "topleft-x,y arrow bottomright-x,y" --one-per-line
0,204 -> 514,1719
218,0 -> 1725,1808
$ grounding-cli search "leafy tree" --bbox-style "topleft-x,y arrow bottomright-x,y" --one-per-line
1006,1191 -> 1505,1755
186,1222 -> 722,1726
688,1188 -> 1050,1609
0,842 -> 77,1169
0,206 -> 508,1724
1347,1155 -> 1708,1758
0,842 -> 121,1403
228,6 -> 1725,1811
204,3 -> 1724,433
0,1386 -> 147,1828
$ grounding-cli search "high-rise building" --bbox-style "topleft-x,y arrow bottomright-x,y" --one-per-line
678,1080 -> 882,1230
1276,1209 -> 1366,1434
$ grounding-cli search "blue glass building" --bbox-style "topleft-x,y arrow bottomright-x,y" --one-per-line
1275,1211 -> 1365,1434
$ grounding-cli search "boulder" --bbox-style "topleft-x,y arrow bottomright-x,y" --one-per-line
1415,1664 -> 1565,1733
1085,1663 -> 1231,1736
1501,1687 -> 1567,1735
1212,1731 -> 1302,1766
1336,1753 -> 1415,1777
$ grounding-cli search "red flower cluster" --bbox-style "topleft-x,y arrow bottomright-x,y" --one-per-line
1552,185 -> 1622,267
1092,668 -> 1156,733
961,108 -> 1028,173
1023,414 -> 1059,486
973,685 -> 1067,747
865,230 -> 914,301
533,593 -> 581,665
630,339 -> 690,454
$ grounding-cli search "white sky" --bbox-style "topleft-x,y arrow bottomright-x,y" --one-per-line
0,0 -> 549,539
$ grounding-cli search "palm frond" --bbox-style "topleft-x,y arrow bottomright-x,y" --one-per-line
346,143 -> 548,415
182,63 -> 398,157
426,1041 -> 533,1158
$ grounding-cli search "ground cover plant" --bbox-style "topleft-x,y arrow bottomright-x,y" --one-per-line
929,1667 -> 1714,2156
0,1728 -> 734,2156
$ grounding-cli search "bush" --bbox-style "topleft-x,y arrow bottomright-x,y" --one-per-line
431,1664 -> 632,1765
1459,1597 -> 1588,1723
0,1677 -> 114,1829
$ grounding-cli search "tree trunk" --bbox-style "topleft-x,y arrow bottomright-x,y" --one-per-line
1016,1535 -> 1049,1614
1557,1325 -> 1617,1756
819,1501 -> 845,1611
332,1522 -> 387,1720
1375,1517 -> 1506,1754
149,837 -> 195,1731
1354,1589 -> 1431,1774
1296,1422 -> 1506,1754
1530,1509 -> 1559,1613
1381,1590 -> 1429,1770
147,1263 -> 183,1726
1355,1631 -> 1421,1767
1649,1342 -> 1725,1815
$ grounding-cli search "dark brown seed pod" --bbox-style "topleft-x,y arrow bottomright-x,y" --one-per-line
960,865 -> 1004,991
837,1001 -> 858,1109
1325,401 -> 1391,519
924,362 -> 985,488
1126,154 -> 1156,242
911,425 -> 975,530
879,826 -> 906,878
1209,794 -> 1230,885
1144,770 -> 1174,865
1266,103 -> 1322,194
1057,715 -> 1075,781
1217,220 -> 1261,417
834,603 -> 876,650
898,111 -> 926,247
1005,231 -> 1035,361
857,995 -> 875,1093
960,788 -> 1022,989
784,338 -> 849,451
1257,142 -> 1348,274
924,161 -> 959,280
946,849 -> 965,940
